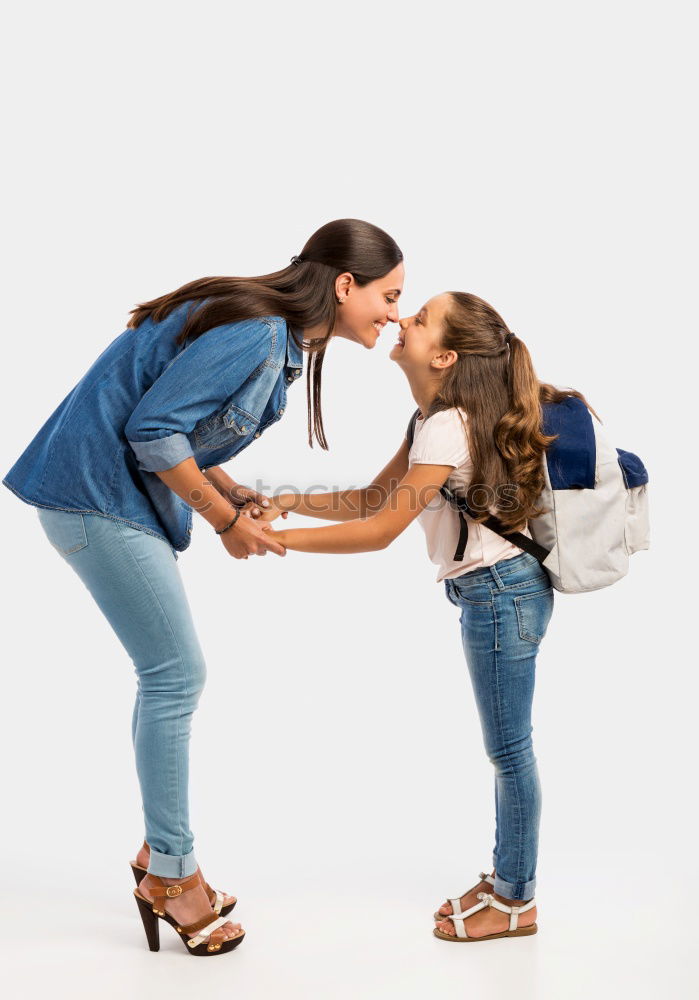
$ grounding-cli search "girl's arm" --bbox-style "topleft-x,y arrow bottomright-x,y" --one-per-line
267,461 -> 455,554
265,439 -> 411,522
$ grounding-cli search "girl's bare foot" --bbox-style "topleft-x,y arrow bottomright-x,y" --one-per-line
435,890 -> 537,938
135,841 -> 237,910
137,873 -> 243,947
435,869 -> 497,919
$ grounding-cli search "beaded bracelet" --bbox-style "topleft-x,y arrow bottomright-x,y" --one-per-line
215,508 -> 242,535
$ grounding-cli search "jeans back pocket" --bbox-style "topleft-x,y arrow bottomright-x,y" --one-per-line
37,508 -> 89,556
514,587 -> 554,643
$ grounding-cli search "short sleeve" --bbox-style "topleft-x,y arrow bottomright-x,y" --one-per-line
409,408 -> 470,468
124,317 -> 275,472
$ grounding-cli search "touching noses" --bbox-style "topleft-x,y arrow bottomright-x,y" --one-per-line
386,301 -> 400,323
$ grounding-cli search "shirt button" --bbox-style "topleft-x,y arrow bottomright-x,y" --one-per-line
278,407 -> 285,415
286,375 -> 293,383
241,425 -> 248,432
294,369 -> 301,375
254,431 -> 261,438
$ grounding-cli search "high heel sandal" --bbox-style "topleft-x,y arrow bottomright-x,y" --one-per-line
133,872 -> 245,956
129,845 -> 236,917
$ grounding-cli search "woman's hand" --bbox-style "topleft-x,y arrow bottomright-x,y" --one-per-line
229,482 -> 273,509
218,512 -> 286,559
244,499 -> 288,522
204,466 -> 272,511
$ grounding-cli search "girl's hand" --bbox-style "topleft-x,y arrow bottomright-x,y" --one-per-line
264,527 -> 288,550
218,513 -> 286,559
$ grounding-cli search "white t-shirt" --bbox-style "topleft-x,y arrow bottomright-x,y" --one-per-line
408,407 -> 531,582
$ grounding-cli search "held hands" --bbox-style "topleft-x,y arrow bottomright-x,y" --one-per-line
217,489 -> 288,558
205,467 -> 287,557
240,499 -> 288,522
218,512 -> 287,559
205,466 -> 276,513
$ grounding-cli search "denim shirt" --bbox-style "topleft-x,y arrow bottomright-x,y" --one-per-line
2,302 -> 304,558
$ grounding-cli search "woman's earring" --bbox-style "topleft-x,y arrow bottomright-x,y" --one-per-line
336,297 -> 345,304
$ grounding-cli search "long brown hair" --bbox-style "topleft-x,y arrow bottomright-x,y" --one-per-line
127,219 -> 403,449
429,292 -> 599,531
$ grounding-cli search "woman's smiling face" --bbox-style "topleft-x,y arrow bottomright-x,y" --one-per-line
389,292 -> 452,370
331,261 -> 405,349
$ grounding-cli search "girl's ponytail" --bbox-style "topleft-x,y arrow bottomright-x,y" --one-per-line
437,293 -> 597,532
494,333 -> 558,527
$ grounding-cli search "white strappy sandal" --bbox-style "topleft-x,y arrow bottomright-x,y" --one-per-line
433,890 -> 537,942
433,870 -> 496,921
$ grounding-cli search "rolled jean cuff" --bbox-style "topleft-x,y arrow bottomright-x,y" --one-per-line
147,847 -> 198,879
492,869 -> 536,901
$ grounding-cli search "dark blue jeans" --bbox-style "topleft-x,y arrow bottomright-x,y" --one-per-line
444,551 -> 554,901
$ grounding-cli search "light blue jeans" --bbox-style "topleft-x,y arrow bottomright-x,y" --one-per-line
444,551 -> 554,901
36,507 -> 204,878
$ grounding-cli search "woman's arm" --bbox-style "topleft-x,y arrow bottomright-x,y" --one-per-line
267,461 -> 454,553
124,317 -> 275,473
265,438 -> 411,522
155,457 -> 286,557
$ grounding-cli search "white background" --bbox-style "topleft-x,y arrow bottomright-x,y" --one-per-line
1,2 -> 696,998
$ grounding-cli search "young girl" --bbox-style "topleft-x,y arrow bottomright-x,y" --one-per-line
258,291 -> 594,943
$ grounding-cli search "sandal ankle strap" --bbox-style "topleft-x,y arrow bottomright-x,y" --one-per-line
476,892 -> 536,932
147,872 -> 201,898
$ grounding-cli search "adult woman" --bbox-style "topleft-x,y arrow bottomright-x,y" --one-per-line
2,218 -> 404,957
257,291 -> 595,942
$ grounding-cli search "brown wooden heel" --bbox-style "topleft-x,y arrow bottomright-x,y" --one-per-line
135,892 -> 160,951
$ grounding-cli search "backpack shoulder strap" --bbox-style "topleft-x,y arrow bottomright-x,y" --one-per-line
406,406 -> 550,565
445,490 -> 550,564
405,407 -> 421,448
479,513 -> 550,564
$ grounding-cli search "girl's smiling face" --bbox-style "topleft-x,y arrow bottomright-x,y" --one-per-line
389,292 -> 454,372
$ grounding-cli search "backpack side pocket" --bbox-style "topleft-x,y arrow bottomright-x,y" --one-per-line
617,450 -> 650,555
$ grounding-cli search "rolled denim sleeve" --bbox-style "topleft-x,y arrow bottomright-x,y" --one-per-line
124,317 -> 274,472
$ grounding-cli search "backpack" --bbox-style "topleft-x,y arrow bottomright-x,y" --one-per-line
405,396 -> 650,594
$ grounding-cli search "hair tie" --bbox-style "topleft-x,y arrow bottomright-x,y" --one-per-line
505,331 -> 515,345
290,255 -> 303,266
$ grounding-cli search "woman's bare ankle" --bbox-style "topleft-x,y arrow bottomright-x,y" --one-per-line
135,841 -> 150,867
